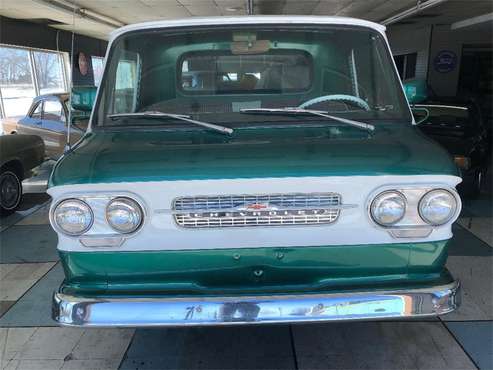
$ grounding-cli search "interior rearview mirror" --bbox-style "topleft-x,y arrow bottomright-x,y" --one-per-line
231,40 -> 270,55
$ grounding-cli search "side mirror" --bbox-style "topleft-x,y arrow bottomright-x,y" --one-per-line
403,79 -> 427,104
411,107 -> 430,125
71,86 -> 97,112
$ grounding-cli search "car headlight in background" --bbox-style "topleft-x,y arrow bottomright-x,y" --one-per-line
419,189 -> 457,226
370,191 -> 406,226
106,197 -> 143,234
53,199 -> 93,236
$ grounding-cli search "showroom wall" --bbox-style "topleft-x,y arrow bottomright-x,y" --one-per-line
388,23 -> 493,97
0,16 -> 107,57
427,24 -> 492,97
387,25 -> 432,82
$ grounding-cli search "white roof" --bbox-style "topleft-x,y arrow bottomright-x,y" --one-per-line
110,16 -> 386,42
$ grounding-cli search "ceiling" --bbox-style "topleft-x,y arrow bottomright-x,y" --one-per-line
0,0 -> 492,40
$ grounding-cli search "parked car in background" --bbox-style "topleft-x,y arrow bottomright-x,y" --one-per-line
413,99 -> 491,197
2,93 -> 88,159
0,135 -> 45,215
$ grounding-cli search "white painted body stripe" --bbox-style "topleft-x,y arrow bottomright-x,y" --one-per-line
48,175 -> 461,253
109,16 -> 386,43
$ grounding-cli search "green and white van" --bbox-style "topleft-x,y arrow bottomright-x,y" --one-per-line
49,16 -> 461,326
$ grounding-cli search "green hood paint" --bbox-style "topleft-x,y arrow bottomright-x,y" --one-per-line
50,123 -> 458,186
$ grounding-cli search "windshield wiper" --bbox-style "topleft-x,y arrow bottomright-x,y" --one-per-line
108,111 -> 233,135
240,107 -> 375,132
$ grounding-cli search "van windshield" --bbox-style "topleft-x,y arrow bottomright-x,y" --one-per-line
95,25 -> 412,127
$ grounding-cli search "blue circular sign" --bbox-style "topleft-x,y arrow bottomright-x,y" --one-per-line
433,50 -> 457,73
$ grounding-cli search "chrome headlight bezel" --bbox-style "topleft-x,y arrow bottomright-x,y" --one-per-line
367,185 -> 461,237
418,189 -> 458,226
105,196 -> 144,234
50,192 -> 147,241
52,198 -> 94,236
370,191 -> 407,226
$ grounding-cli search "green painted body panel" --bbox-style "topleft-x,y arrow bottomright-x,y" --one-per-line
50,124 -> 457,186
59,240 -> 449,296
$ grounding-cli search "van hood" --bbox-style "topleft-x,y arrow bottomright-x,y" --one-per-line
49,124 -> 458,186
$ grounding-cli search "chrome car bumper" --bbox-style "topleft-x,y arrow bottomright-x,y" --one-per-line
53,281 -> 460,327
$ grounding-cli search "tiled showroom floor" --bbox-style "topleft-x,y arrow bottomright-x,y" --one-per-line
0,189 -> 492,370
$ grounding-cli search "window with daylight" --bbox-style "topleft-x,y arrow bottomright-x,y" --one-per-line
0,47 -> 36,117
92,56 -> 104,87
33,50 -> 66,95
0,44 -> 70,119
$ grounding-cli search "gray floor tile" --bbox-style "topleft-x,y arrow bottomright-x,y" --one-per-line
448,224 -> 493,257
462,193 -> 493,218
446,321 -> 493,370
292,321 -> 476,369
71,329 -> 134,362
0,262 -> 55,301
0,301 -> 15,318
16,204 -> 50,226
0,327 -> 133,369
0,194 -> 51,232
445,254 -> 493,321
120,325 -> 295,370
61,359 -> 122,369
444,225 -> 493,321
443,223 -> 493,321
0,327 -> 38,362
0,224 -> 58,263
0,263 -> 64,327
2,359 -> 64,369
458,217 -> 493,247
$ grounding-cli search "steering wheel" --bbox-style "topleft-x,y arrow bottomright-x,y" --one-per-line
299,94 -> 370,111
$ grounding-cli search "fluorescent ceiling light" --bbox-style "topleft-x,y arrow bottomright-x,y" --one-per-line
451,12 -> 493,30
33,0 -> 125,29
381,0 -> 448,26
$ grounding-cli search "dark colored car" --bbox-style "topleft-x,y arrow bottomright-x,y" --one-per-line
414,99 -> 491,196
2,93 -> 88,159
0,134 -> 45,215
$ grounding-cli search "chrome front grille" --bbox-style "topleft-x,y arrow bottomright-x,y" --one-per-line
173,193 -> 342,228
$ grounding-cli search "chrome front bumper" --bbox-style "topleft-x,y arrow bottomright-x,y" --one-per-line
53,281 -> 460,327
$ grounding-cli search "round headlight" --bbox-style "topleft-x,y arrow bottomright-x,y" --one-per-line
106,197 -> 143,234
53,199 -> 93,236
419,189 -> 457,225
370,191 -> 406,226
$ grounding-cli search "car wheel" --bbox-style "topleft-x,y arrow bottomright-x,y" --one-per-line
0,170 -> 23,215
